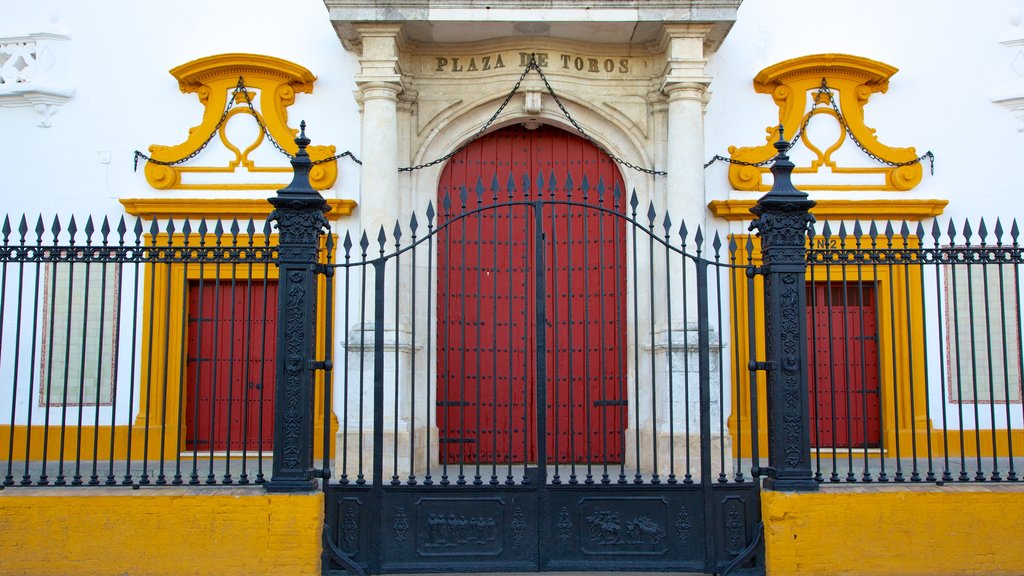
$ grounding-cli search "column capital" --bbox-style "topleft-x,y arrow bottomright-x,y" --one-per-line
663,81 -> 710,101
356,80 -> 404,101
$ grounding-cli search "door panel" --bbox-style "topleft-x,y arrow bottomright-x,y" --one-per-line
806,283 -> 881,448
437,124 -> 626,464
186,280 -> 277,452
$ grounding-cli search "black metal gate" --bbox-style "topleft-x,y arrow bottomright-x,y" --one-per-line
318,174 -> 763,575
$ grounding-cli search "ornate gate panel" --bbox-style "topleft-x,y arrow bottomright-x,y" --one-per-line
321,128 -> 763,575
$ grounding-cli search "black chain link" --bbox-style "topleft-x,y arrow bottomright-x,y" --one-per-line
133,77 -> 362,171
704,78 -> 935,175
398,56 -> 538,172
530,57 -> 667,176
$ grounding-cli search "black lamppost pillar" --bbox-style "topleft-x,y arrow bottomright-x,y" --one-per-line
749,129 -> 818,491
266,122 -> 328,492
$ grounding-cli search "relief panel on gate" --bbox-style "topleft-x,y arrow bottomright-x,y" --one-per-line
335,497 -> 363,556
578,497 -> 669,556
414,497 -> 505,557
721,495 -> 748,555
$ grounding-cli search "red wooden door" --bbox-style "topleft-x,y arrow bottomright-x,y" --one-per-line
437,124 -> 627,465
806,283 -> 881,448
186,280 -> 277,452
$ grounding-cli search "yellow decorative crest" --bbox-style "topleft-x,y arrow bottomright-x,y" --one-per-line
728,54 -> 922,192
143,53 -> 337,190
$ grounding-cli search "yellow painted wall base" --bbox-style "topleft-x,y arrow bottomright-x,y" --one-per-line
0,488 -> 322,576
763,485 -> 1024,576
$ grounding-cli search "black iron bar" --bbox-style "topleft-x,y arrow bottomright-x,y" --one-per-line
980,229 -> 1000,481
824,238 -> 838,482
869,225 -> 888,482
393,222 -> 401,486
713,235 -> 726,484
489,181 -> 499,486
440,195 -> 450,487
915,223 -> 935,483
566,178 -> 577,485
425,209 -> 434,486
839,226 -> 856,482
256,224 -> 271,484
172,244 -> 189,486
646,203 -> 659,485
727,240 -> 741,483
158,221 -> 178,485
358,232 -> 369,486
473,184 -> 483,487
597,179 -> 610,484
613,184 -> 627,484
998,223 -> 1017,482
932,223 -> 952,483
582,179 -> 593,485
533,199 -> 548,487
630,192 -> 642,484
121,220 -> 144,486
681,225 -> 692,484
1009,226 -> 1022,481
373,232 -> 387,494
505,183 -> 515,486
90,225 -> 110,485
206,228 -> 223,485
901,225 -> 920,482
56,223 -> 80,486
549,175 -> 561,485
39,219 -> 61,486
808,239 -> 822,482
239,222 -> 255,485
189,229 -> 207,485
458,187 -> 468,486
696,254 -> 717,573
220,222 -> 240,484
746,240 -> 760,479
964,226 -> 984,481
141,222 -> 162,486
409,215 -> 419,486
22,220 -> 44,486
854,226 -> 872,482
341,232 -> 353,485
106,220 -> 124,486
666,217 -> 678,484
885,225 -> 905,482
2,223 -> 19,486
323,235 -> 335,484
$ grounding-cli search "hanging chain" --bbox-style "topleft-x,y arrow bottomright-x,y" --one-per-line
133,77 -> 362,171
704,78 -> 935,174
818,78 -> 935,175
530,57 -> 667,176
398,56 -> 538,172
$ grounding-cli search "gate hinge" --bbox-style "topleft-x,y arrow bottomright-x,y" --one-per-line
314,263 -> 334,277
309,360 -> 333,371
310,467 -> 331,480
746,265 -> 768,278
748,360 -> 773,372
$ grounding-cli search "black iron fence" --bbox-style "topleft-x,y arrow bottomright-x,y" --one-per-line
734,218 -> 1023,484
1,128 -> 1021,500
0,213 -> 306,486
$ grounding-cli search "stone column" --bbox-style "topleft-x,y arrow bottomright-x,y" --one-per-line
339,24 -> 427,482
635,24 -> 730,481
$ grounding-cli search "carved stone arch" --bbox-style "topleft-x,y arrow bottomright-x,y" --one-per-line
407,90 -> 655,211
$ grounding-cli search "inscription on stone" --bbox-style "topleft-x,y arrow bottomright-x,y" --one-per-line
433,51 -> 630,74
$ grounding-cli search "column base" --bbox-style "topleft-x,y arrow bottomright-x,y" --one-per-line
334,426 -> 437,482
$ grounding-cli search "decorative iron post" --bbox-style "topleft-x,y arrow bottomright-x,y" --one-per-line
266,122 -> 329,492
749,130 -> 818,491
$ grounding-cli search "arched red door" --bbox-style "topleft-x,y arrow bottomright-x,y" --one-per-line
437,124 -> 627,466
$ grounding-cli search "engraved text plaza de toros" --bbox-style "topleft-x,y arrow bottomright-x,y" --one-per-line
434,52 -> 632,74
